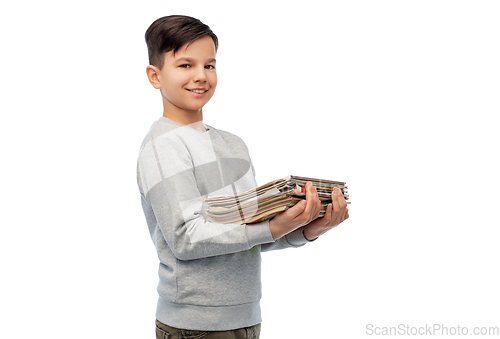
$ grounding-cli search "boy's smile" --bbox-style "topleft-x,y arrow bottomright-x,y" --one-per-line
147,35 -> 217,126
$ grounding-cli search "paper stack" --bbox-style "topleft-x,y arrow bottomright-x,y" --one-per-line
204,175 -> 349,224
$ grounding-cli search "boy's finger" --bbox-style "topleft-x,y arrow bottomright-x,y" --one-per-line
286,200 -> 307,219
305,182 -> 317,199
332,187 -> 347,212
307,199 -> 321,221
336,188 -> 347,207
304,182 -> 321,218
302,182 -> 312,207
323,203 -> 333,223
329,195 -> 343,226
314,198 -> 321,218
331,186 -> 342,199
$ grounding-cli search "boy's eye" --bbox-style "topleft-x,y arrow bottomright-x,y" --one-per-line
179,64 -> 190,68
205,65 -> 215,70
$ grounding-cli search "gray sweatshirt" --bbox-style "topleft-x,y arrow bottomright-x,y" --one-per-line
137,117 -> 309,331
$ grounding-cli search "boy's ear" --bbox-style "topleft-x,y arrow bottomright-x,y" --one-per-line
146,65 -> 162,89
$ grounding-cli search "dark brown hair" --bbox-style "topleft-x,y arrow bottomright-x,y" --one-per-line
145,15 -> 219,70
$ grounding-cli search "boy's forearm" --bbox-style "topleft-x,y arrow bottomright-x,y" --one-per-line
168,218 -> 274,260
147,191 -> 276,260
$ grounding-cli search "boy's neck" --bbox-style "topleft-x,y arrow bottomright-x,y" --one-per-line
162,100 -> 206,132
163,110 -> 206,132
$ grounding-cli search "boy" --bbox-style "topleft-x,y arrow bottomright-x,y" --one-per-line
137,15 -> 349,338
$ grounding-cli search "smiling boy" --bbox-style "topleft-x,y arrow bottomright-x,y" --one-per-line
146,33 -> 216,131
137,15 -> 348,338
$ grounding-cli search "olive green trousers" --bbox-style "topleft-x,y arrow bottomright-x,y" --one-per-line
155,320 -> 261,339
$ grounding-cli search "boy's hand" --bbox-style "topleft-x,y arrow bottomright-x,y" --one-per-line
303,187 -> 349,241
269,182 -> 321,240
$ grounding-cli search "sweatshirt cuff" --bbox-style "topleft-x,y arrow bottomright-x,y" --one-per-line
246,220 -> 275,248
285,227 -> 312,247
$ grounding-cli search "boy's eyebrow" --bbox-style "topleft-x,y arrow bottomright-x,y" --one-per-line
175,57 -> 216,63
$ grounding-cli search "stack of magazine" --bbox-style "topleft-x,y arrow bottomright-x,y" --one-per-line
204,175 -> 349,224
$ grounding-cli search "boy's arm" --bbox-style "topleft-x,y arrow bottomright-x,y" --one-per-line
138,135 -> 277,261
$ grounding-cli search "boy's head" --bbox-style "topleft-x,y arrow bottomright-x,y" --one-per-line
145,15 -> 218,71
145,15 -> 219,125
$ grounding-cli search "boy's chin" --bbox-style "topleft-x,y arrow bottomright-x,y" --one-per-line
186,101 -> 212,112
180,105 -> 206,114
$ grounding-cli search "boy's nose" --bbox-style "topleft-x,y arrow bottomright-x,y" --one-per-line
193,67 -> 207,82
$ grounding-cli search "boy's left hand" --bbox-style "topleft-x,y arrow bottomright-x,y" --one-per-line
302,187 -> 349,241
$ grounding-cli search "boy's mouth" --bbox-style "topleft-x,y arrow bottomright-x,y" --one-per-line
186,88 -> 208,94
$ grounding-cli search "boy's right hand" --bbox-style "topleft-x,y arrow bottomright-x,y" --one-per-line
269,182 -> 322,240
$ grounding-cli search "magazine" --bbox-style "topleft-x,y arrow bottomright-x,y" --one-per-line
204,175 -> 349,224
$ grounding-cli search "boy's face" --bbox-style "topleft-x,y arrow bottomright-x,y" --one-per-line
155,36 -> 217,117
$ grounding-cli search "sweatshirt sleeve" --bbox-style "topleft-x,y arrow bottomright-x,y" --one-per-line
137,133 -> 276,261
260,227 -> 312,252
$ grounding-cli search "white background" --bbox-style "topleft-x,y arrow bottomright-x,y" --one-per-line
1,1 -> 499,338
